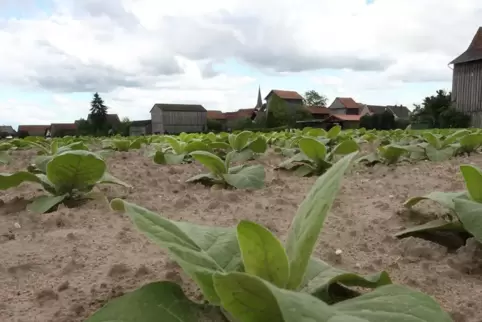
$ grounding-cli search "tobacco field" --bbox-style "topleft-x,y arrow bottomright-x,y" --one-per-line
1,126 -> 481,322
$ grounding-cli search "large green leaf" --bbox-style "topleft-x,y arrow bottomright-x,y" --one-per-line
27,194 -> 68,214
299,138 -> 326,162
236,220 -> 289,288
214,273 -> 451,322
153,151 -> 186,165
110,199 -> 242,304
232,131 -> 252,151
460,133 -> 482,152
394,219 -> 464,239
223,165 -> 265,189
184,140 -> 210,153
331,139 -> 359,156
285,152 -> 357,290
301,258 -> 391,301
379,145 -> 406,164
47,151 -> 106,192
0,171 -> 42,190
333,284 -> 452,322
425,146 -> 454,162
85,281 -> 205,322
327,125 -> 341,139
249,136 -> 268,154
113,140 -> 131,151
460,165 -> 482,203
404,191 -> 467,210
423,133 -> 441,149
191,151 -> 227,175
453,198 -> 482,243
165,137 -> 185,154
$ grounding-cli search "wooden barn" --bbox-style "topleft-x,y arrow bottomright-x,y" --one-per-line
150,103 -> 207,134
450,27 -> 482,127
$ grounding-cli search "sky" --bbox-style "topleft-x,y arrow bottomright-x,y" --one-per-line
0,0 -> 481,128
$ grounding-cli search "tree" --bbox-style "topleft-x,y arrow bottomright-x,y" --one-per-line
90,92 -> 108,135
303,90 -> 328,107
266,95 -> 290,128
411,89 -> 470,128
118,117 -> 131,136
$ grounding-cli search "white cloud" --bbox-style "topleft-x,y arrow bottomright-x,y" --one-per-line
0,0 -> 481,125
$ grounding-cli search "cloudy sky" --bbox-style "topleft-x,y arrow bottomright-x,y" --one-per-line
0,0 -> 480,127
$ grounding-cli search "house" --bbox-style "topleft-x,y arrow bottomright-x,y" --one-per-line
207,110 -> 227,130
365,105 -> 411,120
324,115 -> 362,129
50,123 -> 77,137
17,125 -> 50,137
129,120 -> 152,136
87,114 -> 121,129
328,97 -> 364,115
450,27 -> 482,127
306,106 -> 331,120
150,103 -> 207,134
0,125 -> 16,138
265,89 -> 304,106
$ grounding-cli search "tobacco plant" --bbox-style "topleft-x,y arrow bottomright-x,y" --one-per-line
186,150 -> 265,189
277,137 -> 359,176
152,136 -> 210,165
86,153 -> 450,322
103,137 -> 144,152
396,164 -> 482,246
0,150 -> 130,213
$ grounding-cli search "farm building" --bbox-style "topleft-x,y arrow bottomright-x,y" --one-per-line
150,103 -> 207,134
0,125 -> 16,137
450,27 -> 482,127
129,120 -> 152,136
50,123 -> 77,137
265,89 -> 304,106
17,125 -> 50,137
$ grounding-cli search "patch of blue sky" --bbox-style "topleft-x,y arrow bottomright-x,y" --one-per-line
0,0 -> 54,19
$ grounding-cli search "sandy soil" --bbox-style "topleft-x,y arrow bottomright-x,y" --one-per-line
1,149 -> 481,322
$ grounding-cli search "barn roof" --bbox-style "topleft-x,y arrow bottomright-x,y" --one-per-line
366,105 -> 388,114
207,110 -> 226,120
50,123 -> 77,130
18,125 -> 50,133
0,125 -> 16,134
388,105 -> 410,119
336,97 -> 360,109
265,89 -> 303,100
306,106 -> 331,115
151,103 -> 206,112
451,27 -> 482,65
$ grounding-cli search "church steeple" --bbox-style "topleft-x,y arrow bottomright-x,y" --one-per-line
255,86 -> 262,109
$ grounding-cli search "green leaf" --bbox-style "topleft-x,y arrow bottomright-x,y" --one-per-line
460,133 -> 482,152
110,199 -> 242,304
331,139 -> 359,156
27,195 -> 68,214
191,151 -> 227,175
333,284 -> 452,322
236,220 -> 289,288
113,140 -> 131,151
285,152 -> 357,290
165,137 -> 184,154
294,164 -> 316,177
184,140 -> 210,153
129,138 -> 144,149
299,137 -> 327,162
394,219 -> 464,239
404,191 -> 467,210
185,172 -> 218,185
230,149 -> 254,163
47,151 -> 106,192
224,165 -> 265,189
425,146 -> 454,162
154,151 -> 186,165
460,165 -> 482,202
214,273 -> 450,322
453,198 -> 482,243
98,172 -> 132,188
0,171 -> 42,190
301,258 -> 391,301
423,133 -> 441,149
327,125 -> 341,139
33,155 -> 54,173
232,131 -> 252,151
379,145 -> 406,164
249,136 -> 268,154
85,281 -> 204,322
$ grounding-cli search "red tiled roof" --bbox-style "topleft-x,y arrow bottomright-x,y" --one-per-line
337,97 -> 360,109
307,106 -> 331,115
328,114 -> 361,121
51,123 -> 77,130
223,108 -> 255,120
18,125 -> 50,133
207,110 -> 226,120
265,89 -> 303,100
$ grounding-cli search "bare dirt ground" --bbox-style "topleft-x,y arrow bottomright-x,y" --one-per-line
1,149 -> 481,322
